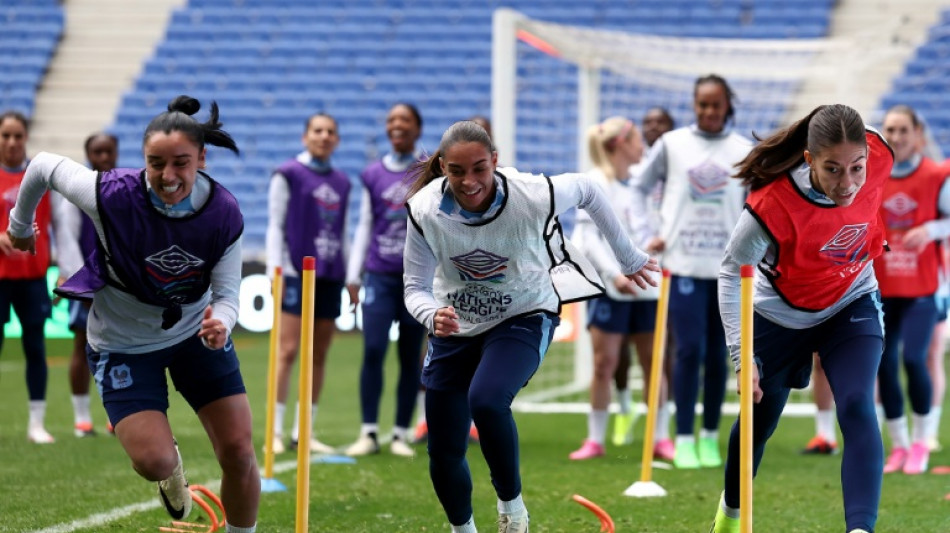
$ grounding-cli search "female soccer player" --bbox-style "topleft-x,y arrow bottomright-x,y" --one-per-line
610,106 -> 676,451
0,110 -> 58,443
710,104 -> 892,533
404,120 -> 658,533
568,116 -> 666,460
265,112 -> 350,454
344,103 -> 426,457
875,104 -> 950,474
56,132 -> 119,437
632,75 -> 753,468
7,96 -> 260,532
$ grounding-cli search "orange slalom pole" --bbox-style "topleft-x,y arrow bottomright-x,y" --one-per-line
638,269 -> 671,482
739,265 -> 755,533
296,257 -> 316,533
264,266 -> 283,481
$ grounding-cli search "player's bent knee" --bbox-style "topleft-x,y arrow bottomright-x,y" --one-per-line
132,451 -> 179,481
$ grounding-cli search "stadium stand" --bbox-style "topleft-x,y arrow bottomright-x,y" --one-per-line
881,7 -> 950,157
108,0 -> 835,256
0,1 -> 64,118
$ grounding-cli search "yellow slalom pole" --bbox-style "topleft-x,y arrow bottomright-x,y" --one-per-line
261,266 -> 286,492
739,265 -> 755,533
624,269 -> 670,498
296,257 -> 316,533
264,267 -> 284,476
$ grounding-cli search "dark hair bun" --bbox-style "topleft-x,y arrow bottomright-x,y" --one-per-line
167,95 -> 201,116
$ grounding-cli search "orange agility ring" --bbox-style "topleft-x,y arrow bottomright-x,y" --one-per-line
572,494 -> 615,533
159,485 -> 226,533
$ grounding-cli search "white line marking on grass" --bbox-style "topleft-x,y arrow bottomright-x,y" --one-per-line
28,456 -> 317,533
28,502 -> 160,533
514,401 -> 816,416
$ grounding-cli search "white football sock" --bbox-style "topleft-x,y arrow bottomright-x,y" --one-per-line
886,416 -> 910,449
588,409 -> 608,445
498,493 -> 525,514
28,400 -> 46,430
291,402 -> 317,440
393,426 -> 409,442
928,406 -> 942,439
816,409 -> 837,443
273,402 -> 286,438
451,516 -> 476,533
72,394 -> 92,425
416,391 -> 427,423
616,387 -> 632,414
654,401 -> 670,443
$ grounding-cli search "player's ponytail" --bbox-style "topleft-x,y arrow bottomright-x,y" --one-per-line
735,104 -> 864,191
143,95 -> 240,155
587,116 -> 634,181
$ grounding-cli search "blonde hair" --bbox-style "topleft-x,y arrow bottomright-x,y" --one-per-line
587,116 -> 634,181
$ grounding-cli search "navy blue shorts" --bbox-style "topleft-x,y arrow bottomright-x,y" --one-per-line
68,300 -> 90,332
0,278 -> 52,327
282,276 -> 344,319
587,297 -> 656,334
753,292 -> 884,393
421,312 -> 560,391
87,335 -> 246,426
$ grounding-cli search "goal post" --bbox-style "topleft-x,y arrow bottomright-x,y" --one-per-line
493,8 -> 842,412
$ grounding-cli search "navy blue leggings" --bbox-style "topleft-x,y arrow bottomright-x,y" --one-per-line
723,294 -> 883,532
0,323 -> 47,400
879,296 -> 936,419
423,312 -> 558,526
668,276 -> 728,434
358,272 -> 425,428
0,278 -> 50,401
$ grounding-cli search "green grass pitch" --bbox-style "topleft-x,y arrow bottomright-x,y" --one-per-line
0,332 -> 948,531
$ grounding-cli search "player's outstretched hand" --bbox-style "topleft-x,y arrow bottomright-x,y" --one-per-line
198,305 -> 229,350
4,223 -> 39,255
625,257 -> 660,290
613,274 -> 637,295
433,306 -> 460,337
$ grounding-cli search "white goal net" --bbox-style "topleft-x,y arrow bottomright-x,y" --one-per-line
493,8 -> 841,414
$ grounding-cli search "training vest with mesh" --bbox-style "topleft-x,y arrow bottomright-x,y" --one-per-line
0,165 -> 51,279
746,130 -> 893,311
658,127 -> 751,279
407,169 -> 601,336
874,156 -> 948,298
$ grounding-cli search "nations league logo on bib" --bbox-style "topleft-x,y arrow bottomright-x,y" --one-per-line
450,249 -> 508,283
687,160 -> 730,201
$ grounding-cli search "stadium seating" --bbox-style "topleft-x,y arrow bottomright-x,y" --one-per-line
880,9 -> 950,157
109,0 -> 835,255
0,1 -> 64,118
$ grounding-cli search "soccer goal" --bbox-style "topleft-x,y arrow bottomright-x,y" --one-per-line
493,8 -> 841,414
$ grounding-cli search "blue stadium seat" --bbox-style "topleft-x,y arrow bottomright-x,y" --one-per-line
0,4 -> 63,118
108,0 -> 836,255
878,8 -> 950,155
